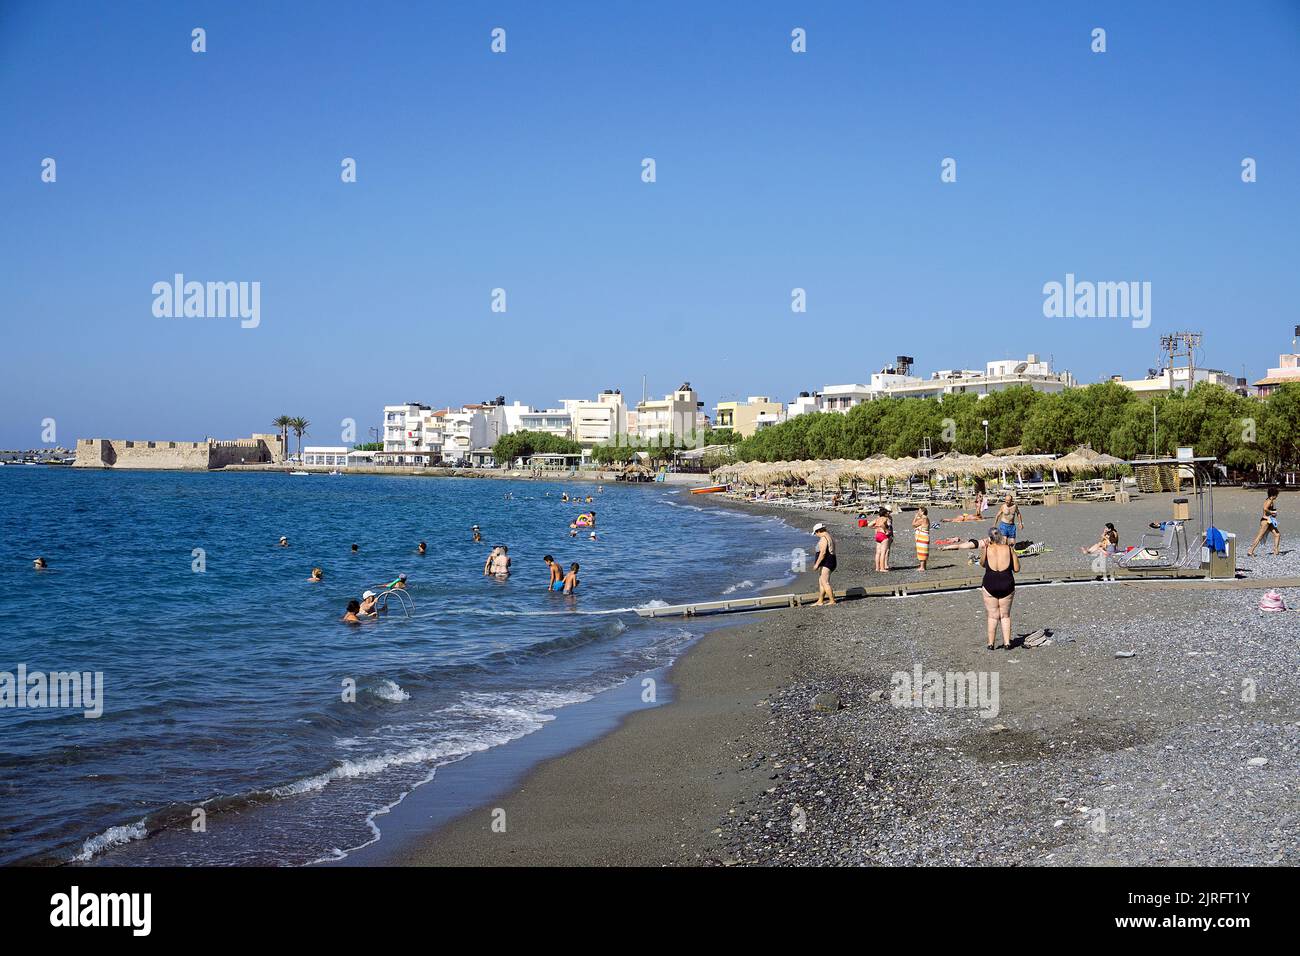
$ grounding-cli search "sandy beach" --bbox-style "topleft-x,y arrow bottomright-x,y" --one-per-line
395,487 -> 1298,866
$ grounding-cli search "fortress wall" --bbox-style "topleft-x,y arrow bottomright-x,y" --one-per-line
74,435 -> 283,469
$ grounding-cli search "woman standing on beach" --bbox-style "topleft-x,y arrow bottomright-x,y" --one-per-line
812,522 -> 836,605
1247,487 -> 1281,557
980,530 -> 1019,650
912,508 -> 930,571
871,508 -> 892,572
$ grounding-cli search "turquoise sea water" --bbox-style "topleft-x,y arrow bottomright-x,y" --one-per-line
0,468 -> 803,865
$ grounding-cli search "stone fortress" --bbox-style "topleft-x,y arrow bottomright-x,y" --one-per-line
74,434 -> 285,470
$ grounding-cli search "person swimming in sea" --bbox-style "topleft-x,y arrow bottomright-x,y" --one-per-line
484,546 -> 511,578
341,599 -> 362,624
544,554 -> 564,591
279,536 -> 289,547
562,562 -> 580,594
376,573 -> 407,590
33,556 -> 48,570
358,590 -> 386,617
308,567 -> 323,582
351,543 -> 359,554
417,541 -> 427,556
472,525 -> 483,543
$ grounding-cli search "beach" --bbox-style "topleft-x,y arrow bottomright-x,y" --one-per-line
394,487 -> 1298,866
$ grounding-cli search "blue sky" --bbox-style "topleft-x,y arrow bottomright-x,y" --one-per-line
2,1 -> 1298,447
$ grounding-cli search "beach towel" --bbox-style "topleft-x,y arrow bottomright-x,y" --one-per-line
1259,591 -> 1287,612
914,528 -> 930,562
1206,526 -> 1227,554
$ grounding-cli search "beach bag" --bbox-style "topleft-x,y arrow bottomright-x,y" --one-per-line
1258,591 -> 1286,613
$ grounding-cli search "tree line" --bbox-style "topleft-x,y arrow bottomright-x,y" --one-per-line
731,382 -> 1300,478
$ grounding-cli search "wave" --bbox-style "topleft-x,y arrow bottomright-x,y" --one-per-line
722,580 -> 755,595
367,679 -> 409,703
72,819 -> 148,863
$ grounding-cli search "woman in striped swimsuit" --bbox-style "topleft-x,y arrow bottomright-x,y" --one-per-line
912,507 -> 931,571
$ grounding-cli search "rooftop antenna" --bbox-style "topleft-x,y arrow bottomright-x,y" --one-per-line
1160,331 -> 1202,395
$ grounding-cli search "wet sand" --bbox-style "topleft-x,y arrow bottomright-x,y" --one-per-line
396,488 -> 1298,866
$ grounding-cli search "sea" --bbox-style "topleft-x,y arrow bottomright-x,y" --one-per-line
0,467 -> 805,866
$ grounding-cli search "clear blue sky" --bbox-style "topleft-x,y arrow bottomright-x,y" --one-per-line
2,1 -> 1297,447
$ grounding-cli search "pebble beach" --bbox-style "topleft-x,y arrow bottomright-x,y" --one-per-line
397,486 -> 1298,866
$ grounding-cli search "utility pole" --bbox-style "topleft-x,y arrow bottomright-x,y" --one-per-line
1160,331 -> 1202,395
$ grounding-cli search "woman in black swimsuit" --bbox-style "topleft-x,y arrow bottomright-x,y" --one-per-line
980,530 -> 1019,650
812,522 -> 837,606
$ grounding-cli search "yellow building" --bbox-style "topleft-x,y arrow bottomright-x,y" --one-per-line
713,396 -> 785,437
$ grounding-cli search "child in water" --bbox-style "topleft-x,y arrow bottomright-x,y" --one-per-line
544,555 -> 564,591
562,562 -> 580,594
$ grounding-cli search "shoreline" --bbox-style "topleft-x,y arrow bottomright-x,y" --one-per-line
390,488 -> 1298,866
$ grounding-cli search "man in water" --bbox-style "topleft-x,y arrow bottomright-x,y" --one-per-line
308,567 -> 323,582
33,556 -> 48,570
472,525 -> 483,543
279,536 -> 289,547
544,554 -> 564,591
376,574 -> 407,590
562,562 -> 580,594
341,599 -> 362,624
351,543 -> 359,554
417,541 -> 427,556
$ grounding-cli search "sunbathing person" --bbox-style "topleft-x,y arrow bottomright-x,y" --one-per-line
1080,523 -> 1120,555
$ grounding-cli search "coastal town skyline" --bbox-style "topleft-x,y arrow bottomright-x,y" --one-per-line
3,1 -> 1298,448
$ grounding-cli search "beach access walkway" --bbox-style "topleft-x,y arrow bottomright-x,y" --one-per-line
635,569 -> 1300,618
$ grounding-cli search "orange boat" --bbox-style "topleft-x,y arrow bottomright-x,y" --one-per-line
690,485 -> 727,495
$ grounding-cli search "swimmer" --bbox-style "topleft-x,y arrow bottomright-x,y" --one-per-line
562,562 -> 580,594
351,543 -> 359,554
341,599 -> 362,624
377,573 -> 407,590
569,529 -> 578,538
33,556 -> 48,570
308,567 -> 323,582
472,525 -> 483,543
484,545 -> 511,577
417,541 -> 427,556
544,554 -> 564,591
279,536 -> 289,547
589,531 -> 597,540
359,590 -> 384,617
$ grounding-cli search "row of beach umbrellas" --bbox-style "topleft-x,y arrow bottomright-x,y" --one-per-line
711,447 -> 1125,487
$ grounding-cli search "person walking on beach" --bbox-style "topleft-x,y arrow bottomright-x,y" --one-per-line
811,522 -> 836,606
980,530 -> 1019,650
544,554 -> 564,591
995,494 -> 1022,542
871,508 -> 892,572
1247,487 -> 1281,557
912,507 -> 931,571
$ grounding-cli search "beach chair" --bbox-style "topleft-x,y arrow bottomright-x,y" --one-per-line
1117,522 -> 1185,569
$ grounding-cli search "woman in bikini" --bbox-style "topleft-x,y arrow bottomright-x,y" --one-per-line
980,529 -> 1019,650
1247,487 -> 1281,557
1080,522 -> 1120,555
871,508 -> 892,572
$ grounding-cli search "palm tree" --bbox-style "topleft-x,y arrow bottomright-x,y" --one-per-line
273,415 -> 292,462
289,417 -> 310,463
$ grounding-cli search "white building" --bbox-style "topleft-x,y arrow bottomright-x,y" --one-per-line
787,391 -> 823,418
1113,366 -> 1242,397
383,403 -> 444,459
568,389 -> 628,447
819,355 -> 1075,409
634,382 -> 703,444
302,446 -> 351,467
518,408 -> 572,438
439,408 -> 492,463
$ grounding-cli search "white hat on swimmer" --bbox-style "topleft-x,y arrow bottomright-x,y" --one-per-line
362,590 -> 376,599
